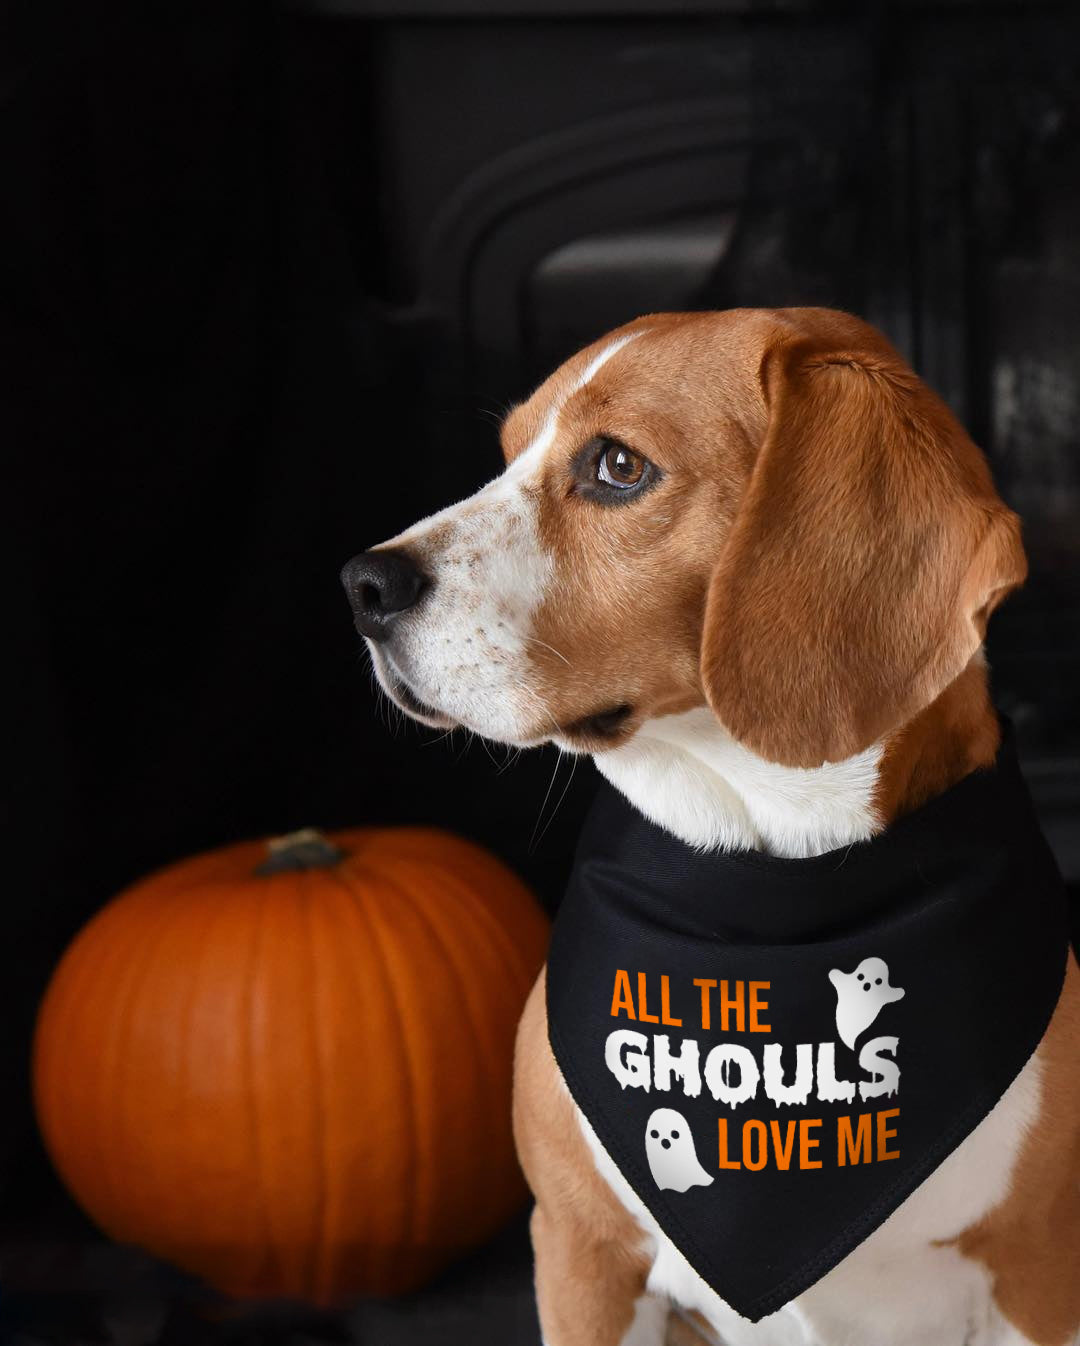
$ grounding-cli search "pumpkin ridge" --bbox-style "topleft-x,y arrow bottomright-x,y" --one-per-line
243,877 -> 280,1293
32,894 -> 139,1208
54,900 -> 154,1229
400,855 -> 542,1015
34,922 -> 100,1219
300,870 -> 332,1303
102,889 -> 193,1241
261,872 -> 325,1296
381,866 -> 494,1210
387,868 -> 514,1237
391,867 -> 507,1085
330,871 -> 390,1282
305,875 -> 362,1302
167,888 -> 239,1275
416,856 -> 543,994
328,864 -> 422,1282
315,874 -> 374,1296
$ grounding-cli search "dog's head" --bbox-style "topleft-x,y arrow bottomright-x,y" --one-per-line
342,308 -> 1025,768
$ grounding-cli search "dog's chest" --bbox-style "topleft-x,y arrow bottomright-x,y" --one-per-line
548,733 -> 1071,1330
575,1051 -> 1042,1346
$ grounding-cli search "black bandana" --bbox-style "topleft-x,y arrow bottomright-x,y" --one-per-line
547,727 -> 1069,1322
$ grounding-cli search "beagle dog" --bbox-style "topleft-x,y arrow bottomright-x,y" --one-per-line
342,309 -> 1079,1346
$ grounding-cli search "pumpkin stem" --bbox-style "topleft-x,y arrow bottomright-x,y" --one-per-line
256,827 -> 345,875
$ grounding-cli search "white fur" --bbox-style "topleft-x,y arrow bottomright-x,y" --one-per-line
595,706 -> 883,857
575,331 -> 639,387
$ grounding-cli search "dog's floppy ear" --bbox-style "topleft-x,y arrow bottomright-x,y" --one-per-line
702,320 -> 1026,768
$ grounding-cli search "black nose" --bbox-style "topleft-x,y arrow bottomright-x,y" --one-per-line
340,548 -> 430,640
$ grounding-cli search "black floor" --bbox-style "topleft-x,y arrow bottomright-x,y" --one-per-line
0,1185 -> 541,1346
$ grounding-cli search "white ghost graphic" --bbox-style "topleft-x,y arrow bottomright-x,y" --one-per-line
644,1108 -> 714,1193
829,957 -> 905,1050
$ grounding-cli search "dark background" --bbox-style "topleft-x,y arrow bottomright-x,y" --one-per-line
3,1 -> 1078,1340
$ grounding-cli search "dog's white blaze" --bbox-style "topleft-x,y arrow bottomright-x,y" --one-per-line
575,330 -> 639,388
367,331 -> 641,742
576,1053 -> 1045,1346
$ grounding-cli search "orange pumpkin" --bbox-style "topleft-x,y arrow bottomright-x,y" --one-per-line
33,826 -> 549,1303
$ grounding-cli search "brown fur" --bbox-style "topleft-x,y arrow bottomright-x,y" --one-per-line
499,309 -> 1024,765
514,971 -> 654,1346
953,954 -> 1080,1346
875,656 -> 1003,821
703,315 -> 1026,767
504,308 -> 1075,1344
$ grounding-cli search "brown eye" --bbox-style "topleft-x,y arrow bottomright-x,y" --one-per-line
571,435 -> 659,503
597,443 -> 646,488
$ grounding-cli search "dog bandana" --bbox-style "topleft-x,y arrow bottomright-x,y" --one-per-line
546,725 -> 1070,1322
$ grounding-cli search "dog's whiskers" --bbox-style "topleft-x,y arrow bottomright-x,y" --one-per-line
529,747 -> 578,853
523,634 -> 572,667
478,735 -> 504,770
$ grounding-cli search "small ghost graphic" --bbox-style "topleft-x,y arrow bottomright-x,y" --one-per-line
644,1108 -> 714,1193
828,957 -> 905,1050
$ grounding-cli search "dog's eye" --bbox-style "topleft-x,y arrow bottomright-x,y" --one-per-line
597,442 -> 646,489
570,436 -> 659,502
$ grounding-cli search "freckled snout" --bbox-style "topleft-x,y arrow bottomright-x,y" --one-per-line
340,548 -> 430,640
